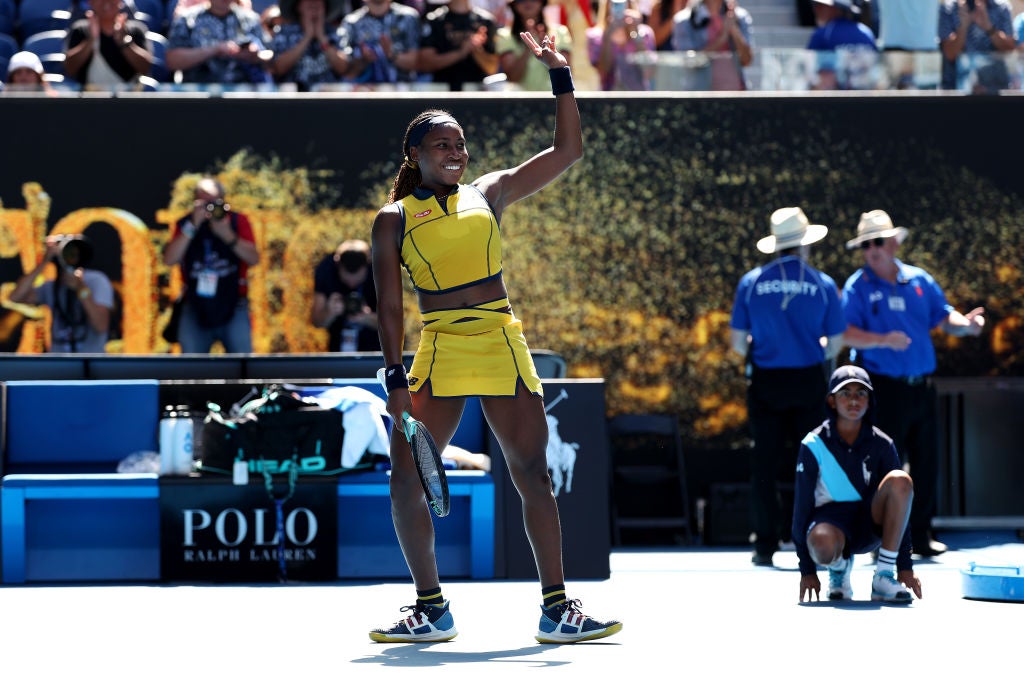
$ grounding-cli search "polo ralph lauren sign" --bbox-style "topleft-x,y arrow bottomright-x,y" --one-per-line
159,476 -> 338,582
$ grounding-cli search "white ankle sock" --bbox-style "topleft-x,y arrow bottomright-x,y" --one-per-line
876,548 -> 898,574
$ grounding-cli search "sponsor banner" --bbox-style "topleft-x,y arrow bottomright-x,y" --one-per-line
495,379 -> 612,579
159,477 -> 338,582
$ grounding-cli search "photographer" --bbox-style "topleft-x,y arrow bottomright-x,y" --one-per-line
311,238 -> 379,352
163,176 -> 261,353
10,234 -> 114,353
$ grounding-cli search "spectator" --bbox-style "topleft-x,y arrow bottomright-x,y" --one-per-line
793,366 -> 921,604
271,0 -> 350,89
64,0 -> 153,90
672,0 -> 753,90
497,0 -> 573,91
840,210 -> 985,557
647,0 -> 687,50
162,177 -> 261,354
166,0 -> 274,85
874,0 -> 940,50
337,0 -> 422,84
587,0 -> 655,90
419,0 -> 500,90
938,0 -> 1015,91
476,0 -> 513,28
807,0 -> 878,89
311,238 -> 380,352
807,0 -> 877,49
4,51 -> 58,95
730,207 -> 846,567
9,234 -> 114,353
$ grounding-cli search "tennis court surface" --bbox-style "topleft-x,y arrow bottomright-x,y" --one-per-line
0,530 -> 1019,688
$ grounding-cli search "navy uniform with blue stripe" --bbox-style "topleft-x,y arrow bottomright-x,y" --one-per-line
731,245 -> 847,561
792,417 -> 913,577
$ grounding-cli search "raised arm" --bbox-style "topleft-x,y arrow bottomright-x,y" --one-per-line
474,33 -> 582,218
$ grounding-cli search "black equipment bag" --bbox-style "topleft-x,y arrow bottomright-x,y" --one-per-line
198,385 -> 345,477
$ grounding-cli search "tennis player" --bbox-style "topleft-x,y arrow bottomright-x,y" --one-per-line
369,31 -> 621,644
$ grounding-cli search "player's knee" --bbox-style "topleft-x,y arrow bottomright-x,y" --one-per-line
509,454 -> 553,495
807,525 -> 843,564
884,470 -> 914,501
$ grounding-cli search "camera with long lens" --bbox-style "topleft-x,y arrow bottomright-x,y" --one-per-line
51,234 -> 93,272
206,199 -> 231,220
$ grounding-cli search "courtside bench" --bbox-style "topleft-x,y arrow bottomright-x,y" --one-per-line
0,378 -> 495,584
1,380 -> 161,583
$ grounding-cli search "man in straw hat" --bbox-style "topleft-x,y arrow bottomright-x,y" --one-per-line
841,210 -> 985,557
731,207 -> 847,566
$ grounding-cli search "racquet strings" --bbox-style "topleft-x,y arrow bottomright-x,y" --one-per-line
408,419 -> 446,509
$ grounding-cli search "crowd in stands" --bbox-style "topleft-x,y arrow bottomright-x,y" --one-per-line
1,0 -> 1023,92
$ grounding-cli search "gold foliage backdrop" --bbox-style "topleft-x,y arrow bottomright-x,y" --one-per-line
3,98 -> 1022,448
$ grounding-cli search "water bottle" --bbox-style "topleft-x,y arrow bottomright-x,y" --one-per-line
159,405 -> 178,476
172,405 -> 195,475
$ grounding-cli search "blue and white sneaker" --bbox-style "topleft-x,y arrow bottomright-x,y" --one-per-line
535,599 -> 622,644
827,556 -> 854,601
369,600 -> 458,642
871,571 -> 912,604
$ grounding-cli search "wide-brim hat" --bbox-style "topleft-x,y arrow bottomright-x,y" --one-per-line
280,0 -> 348,23
829,365 -> 873,394
845,209 -> 909,250
756,207 -> 828,254
811,0 -> 860,13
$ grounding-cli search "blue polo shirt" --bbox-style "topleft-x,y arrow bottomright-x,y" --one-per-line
731,256 -> 846,369
842,260 -> 954,378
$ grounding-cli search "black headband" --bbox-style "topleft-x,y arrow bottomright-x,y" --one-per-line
407,115 -> 460,152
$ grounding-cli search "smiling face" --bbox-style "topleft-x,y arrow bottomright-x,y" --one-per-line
829,383 -> 870,423
410,123 -> 469,189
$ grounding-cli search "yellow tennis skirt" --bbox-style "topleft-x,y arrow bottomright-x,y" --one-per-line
409,297 -> 543,398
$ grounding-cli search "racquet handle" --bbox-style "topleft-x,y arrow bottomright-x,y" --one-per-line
401,411 -> 415,443
376,367 -> 415,442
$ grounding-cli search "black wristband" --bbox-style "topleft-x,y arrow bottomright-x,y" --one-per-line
384,364 -> 409,392
550,66 -> 574,96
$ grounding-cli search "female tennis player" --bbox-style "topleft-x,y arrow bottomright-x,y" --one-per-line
369,31 -> 621,644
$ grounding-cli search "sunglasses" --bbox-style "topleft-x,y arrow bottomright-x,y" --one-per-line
859,237 -> 886,249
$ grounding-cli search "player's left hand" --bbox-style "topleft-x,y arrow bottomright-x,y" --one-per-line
520,31 -> 568,69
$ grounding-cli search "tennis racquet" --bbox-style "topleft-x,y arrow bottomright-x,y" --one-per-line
377,368 -> 451,518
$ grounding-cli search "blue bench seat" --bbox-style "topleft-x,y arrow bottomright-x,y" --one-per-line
1,473 -> 161,583
336,470 -> 494,579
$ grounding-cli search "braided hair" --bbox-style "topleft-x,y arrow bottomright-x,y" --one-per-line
387,109 -> 460,203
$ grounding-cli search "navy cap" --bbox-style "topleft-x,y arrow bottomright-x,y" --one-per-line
829,365 -> 873,394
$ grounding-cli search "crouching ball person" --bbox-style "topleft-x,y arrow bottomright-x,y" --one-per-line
368,31 -> 621,643
793,366 -> 923,604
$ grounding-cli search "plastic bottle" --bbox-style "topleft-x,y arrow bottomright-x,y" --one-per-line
159,405 -> 178,476
172,405 -> 195,475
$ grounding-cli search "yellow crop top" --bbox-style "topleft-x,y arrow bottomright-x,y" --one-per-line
397,184 -> 503,295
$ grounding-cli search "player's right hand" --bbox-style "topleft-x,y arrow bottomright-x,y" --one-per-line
799,574 -> 821,602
